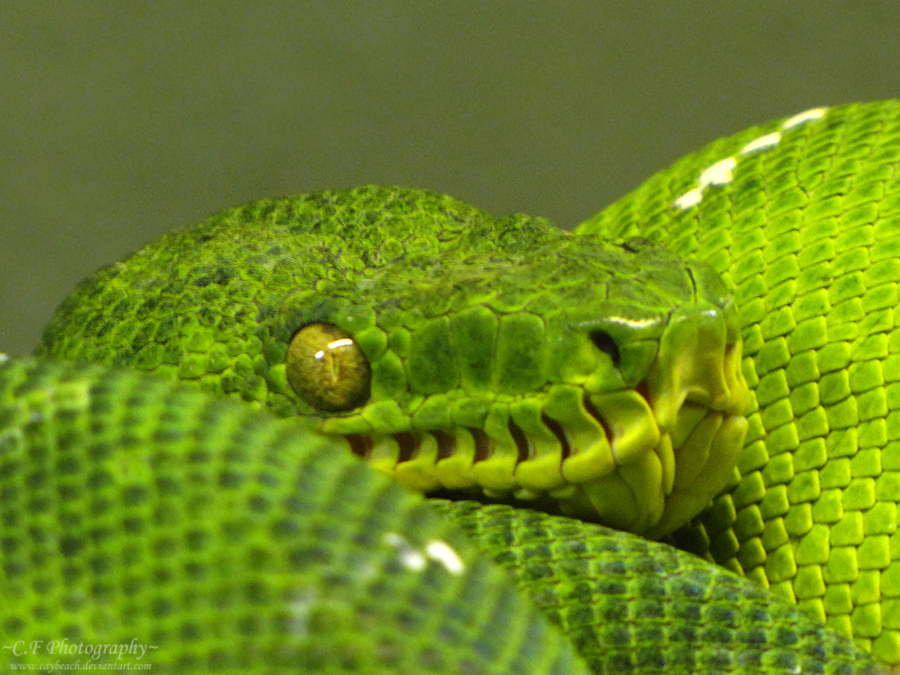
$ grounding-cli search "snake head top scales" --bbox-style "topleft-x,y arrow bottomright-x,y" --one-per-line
39,186 -> 751,537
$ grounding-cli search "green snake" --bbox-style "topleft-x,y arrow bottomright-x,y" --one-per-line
3,100 -> 900,674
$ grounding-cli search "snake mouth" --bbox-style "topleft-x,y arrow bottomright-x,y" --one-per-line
332,304 -> 750,539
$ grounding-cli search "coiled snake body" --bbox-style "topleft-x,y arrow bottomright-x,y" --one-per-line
3,101 -> 900,673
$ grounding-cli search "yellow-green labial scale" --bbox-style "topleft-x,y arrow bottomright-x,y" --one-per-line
580,100 -> 900,664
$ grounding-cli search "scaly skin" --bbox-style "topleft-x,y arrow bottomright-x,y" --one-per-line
0,358 -> 590,674
36,186 -> 750,539
582,100 -> 900,664
1,101 -> 896,672
0,359 -> 874,674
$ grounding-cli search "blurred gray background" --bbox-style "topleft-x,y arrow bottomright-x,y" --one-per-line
3,2 -> 900,356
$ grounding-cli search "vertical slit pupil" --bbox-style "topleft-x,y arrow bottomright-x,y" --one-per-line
590,331 -> 621,368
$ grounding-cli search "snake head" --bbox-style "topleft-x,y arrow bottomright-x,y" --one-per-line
277,226 -> 751,539
38,187 -> 750,538
552,267 -> 751,538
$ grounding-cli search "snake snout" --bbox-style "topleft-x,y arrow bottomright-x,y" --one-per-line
635,303 -> 751,537
560,302 -> 751,537
648,304 -> 750,427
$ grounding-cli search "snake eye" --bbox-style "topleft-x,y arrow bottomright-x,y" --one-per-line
286,323 -> 371,412
590,330 -> 621,368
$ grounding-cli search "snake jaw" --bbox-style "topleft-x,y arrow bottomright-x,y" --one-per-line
327,299 -> 751,539
334,324 -> 750,539
511,300 -> 750,537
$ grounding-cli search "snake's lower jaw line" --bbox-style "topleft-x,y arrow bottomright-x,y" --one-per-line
648,410 -> 748,538
568,307 -> 752,537
338,305 -> 751,538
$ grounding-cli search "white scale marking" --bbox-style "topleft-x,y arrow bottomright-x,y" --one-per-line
672,157 -> 735,209
698,157 -> 737,186
383,532 -> 428,571
672,188 -> 704,210
289,533 -> 467,637
782,107 -> 827,129
739,131 -> 781,154
425,540 -> 466,575
383,531 -> 466,576
289,589 -> 319,637
673,106 -> 829,210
